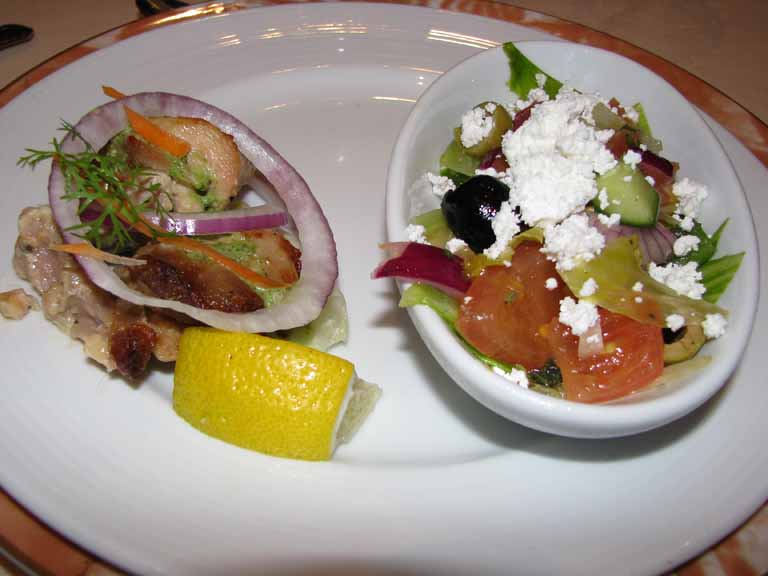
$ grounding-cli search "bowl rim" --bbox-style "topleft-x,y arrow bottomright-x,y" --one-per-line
384,40 -> 760,438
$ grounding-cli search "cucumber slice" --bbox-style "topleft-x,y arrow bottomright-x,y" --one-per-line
594,163 -> 659,227
439,138 -> 480,178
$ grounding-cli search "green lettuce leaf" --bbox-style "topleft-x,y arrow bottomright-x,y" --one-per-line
633,102 -> 653,137
410,208 -> 452,247
398,283 -> 564,397
439,139 -> 479,180
440,167 -> 471,187
399,282 -> 459,324
503,42 -> 563,100
558,236 -> 726,326
283,287 -> 348,351
632,103 -> 662,153
700,252 -> 744,303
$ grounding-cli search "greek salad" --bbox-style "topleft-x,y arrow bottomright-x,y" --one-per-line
374,43 -> 744,403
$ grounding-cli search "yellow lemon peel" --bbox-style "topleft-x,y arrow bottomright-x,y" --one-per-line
173,328 -> 380,460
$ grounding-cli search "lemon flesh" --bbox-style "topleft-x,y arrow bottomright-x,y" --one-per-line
173,328 -> 379,461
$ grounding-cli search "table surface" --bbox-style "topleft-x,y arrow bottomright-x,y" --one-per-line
2,0 -> 767,125
0,1 -> 766,575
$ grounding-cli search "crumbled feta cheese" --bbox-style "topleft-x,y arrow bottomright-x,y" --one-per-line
622,175 -> 633,182
634,296 -> 643,303
597,212 -> 621,228
702,313 -> 727,339
558,296 -> 599,336
541,213 -> 605,271
426,172 -> 455,198
675,214 -> 695,232
405,224 -> 427,244
649,261 -> 705,300
535,73 -> 547,88
623,105 -> 640,124
460,106 -> 494,148
645,175 -> 656,186
513,87 -> 549,112
632,281 -> 644,292
623,149 -> 642,169
475,166 -> 514,188
483,201 -> 521,260
672,177 -> 708,221
597,187 -> 609,210
446,237 -> 468,254
492,365 -> 529,388
579,277 -> 598,297
545,277 -> 558,290
673,235 -> 701,257
665,314 -> 686,331
501,88 -> 617,226
463,296 -> 473,304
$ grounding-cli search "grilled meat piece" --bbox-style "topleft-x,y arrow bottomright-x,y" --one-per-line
12,206 -> 182,378
110,322 -> 158,380
240,229 -> 301,285
0,288 -> 37,320
125,242 -> 265,313
125,116 -> 254,212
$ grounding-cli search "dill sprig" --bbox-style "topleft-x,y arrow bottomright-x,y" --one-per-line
18,121 -> 174,252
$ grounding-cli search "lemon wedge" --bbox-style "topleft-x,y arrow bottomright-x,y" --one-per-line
173,328 -> 380,460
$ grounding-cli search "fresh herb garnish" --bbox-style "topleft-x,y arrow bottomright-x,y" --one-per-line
18,121 -> 173,252
527,359 -> 563,388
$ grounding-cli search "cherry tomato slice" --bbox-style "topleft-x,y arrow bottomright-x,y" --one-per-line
546,308 -> 665,403
456,242 -> 569,369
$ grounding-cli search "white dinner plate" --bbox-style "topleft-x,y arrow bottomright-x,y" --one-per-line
0,3 -> 765,575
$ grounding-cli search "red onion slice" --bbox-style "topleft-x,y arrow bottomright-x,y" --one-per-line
145,205 -> 290,236
577,316 -> 604,358
372,242 -> 470,298
48,92 -> 337,332
587,211 -> 675,265
639,149 -> 674,186
82,204 -> 290,236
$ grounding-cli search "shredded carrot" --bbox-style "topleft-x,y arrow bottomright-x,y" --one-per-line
93,196 -> 162,239
51,243 -> 146,266
158,236 -> 286,289
124,106 -> 191,158
102,85 -> 127,100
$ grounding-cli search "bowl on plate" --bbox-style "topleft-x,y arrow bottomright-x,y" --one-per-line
385,41 -> 759,438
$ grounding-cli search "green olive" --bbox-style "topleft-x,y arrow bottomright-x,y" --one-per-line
455,101 -> 513,158
663,324 -> 706,365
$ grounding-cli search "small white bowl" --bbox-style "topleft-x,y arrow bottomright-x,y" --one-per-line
385,41 -> 759,438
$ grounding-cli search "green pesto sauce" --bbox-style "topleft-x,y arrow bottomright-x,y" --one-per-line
198,233 -> 290,307
204,233 -> 256,263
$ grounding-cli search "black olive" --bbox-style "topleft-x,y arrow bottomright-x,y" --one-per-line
662,326 -> 686,344
441,175 -> 510,253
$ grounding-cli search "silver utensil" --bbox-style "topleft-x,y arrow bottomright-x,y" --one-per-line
0,24 -> 34,51
136,0 -> 189,16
